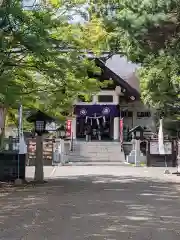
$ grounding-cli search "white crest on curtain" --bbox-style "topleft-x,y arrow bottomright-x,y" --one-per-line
158,119 -> 165,155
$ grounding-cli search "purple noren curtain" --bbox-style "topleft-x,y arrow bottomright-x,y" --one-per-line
74,104 -> 120,118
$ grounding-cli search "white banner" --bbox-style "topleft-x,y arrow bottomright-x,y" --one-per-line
18,105 -> 27,154
158,119 -> 165,155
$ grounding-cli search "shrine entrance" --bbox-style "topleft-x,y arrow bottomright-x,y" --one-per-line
76,116 -> 114,140
74,104 -> 119,141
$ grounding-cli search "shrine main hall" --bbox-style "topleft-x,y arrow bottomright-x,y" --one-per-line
71,54 -> 154,142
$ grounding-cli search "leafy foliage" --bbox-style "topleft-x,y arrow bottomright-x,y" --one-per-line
0,0 -> 107,127
92,0 -> 180,120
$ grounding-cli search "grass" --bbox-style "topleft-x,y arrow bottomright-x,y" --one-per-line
129,163 -> 146,167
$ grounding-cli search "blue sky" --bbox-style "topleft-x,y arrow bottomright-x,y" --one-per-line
22,0 -> 87,22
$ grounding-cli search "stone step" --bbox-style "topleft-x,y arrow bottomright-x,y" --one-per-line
68,141 -> 125,163
72,149 -> 122,153
65,162 -> 127,166
75,143 -> 121,147
67,155 -> 123,159
77,143 -> 120,145
71,148 -> 122,151
74,140 -> 120,145
67,151 -> 122,156
67,155 -> 125,161
67,154 -> 123,159
67,158 -> 123,162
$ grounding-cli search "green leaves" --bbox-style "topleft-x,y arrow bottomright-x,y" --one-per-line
94,0 -> 180,120
0,0 -> 107,126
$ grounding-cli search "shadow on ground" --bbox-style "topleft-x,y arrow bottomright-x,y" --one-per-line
1,175 -> 180,239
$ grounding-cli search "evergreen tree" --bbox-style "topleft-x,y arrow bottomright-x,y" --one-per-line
92,0 -> 180,119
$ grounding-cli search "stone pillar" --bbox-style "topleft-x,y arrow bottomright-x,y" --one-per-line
35,135 -> 44,182
92,95 -> 98,103
113,117 -> 119,140
135,139 -> 140,166
71,117 -> 76,139
113,94 -> 119,104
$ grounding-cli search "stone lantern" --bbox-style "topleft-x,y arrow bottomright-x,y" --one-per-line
129,125 -> 144,141
27,110 -> 54,182
127,125 -> 146,166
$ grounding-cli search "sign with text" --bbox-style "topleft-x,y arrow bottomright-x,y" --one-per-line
150,141 -> 172,155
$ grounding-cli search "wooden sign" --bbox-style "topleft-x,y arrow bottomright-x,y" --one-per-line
27,138 -> 53,162
150,141 -> 172,155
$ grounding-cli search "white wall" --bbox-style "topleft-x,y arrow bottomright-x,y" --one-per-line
121,101 -> 155,131
75,90 -> 119,105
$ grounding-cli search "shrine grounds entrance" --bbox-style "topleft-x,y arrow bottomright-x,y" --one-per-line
76,116 -> 114,140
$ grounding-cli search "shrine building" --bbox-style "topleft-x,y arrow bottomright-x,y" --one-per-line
70,55 -> 155,142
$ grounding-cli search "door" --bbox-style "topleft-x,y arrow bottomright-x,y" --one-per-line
76,117 -> 86,139
100,116 -> 113,140
76,116 -> 114,140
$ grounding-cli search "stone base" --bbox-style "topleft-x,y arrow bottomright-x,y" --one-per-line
127,154 -> 147,165
164,169 -> 171,174
14,178 -> 23,186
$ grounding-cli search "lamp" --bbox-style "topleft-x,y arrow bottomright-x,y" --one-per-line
129,125 -> 144,140
136,130 -> 141,138
35,120 -> 46,135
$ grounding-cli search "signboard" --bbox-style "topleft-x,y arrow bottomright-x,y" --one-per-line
28,139 -> 53,162
150,141 -> 172,155
66,119 -> 72,137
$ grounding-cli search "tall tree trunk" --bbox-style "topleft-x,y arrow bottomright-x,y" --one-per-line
34,135 -> 44,182
0,127 -> 5,151
0,107 -> 7,151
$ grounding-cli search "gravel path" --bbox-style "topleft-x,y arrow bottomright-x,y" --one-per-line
1,167 -> 180,239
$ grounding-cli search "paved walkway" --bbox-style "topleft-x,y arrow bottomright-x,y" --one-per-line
1,166 -> 180,239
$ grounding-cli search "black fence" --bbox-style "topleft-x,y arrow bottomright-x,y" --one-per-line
0,153 -> 26,181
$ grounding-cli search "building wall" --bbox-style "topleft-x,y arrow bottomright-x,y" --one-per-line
74,90 -> 120,105
120,101 -> 155,131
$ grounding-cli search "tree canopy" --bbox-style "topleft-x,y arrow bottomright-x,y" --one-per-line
91,0 -> 180,119
0,0 -> 107,124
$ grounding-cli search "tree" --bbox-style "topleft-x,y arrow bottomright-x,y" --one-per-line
0,0 -> 107,181
91,0 -> 180,120
1,0 -> 106,110
0,0 -> 107,121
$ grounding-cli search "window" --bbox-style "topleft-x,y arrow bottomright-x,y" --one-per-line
121,111 -> 133,118
98,95 -> 113,102
137,112 -> 151,118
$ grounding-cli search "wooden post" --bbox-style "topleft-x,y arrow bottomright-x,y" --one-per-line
34,135 -> 44,182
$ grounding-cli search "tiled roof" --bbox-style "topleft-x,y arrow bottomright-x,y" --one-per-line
95,58 -> 140,100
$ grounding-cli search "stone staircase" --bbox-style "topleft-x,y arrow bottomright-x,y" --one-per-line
66,141 -> 125,163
